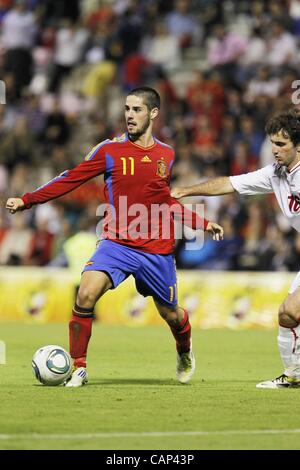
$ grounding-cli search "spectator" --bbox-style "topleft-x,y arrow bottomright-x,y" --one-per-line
266,21 -> 298,67
0,212 -> 33,265
143,22 -> 181,72
207,23 -> 248,86
48,20 -> 89,92
230,141 -> 258,175
43,100 -> 70,148
244,65 -> 281,103
25,218 -> 55,266
2,0 -> 37,98
165,0 -> 202,49
0,116 -> 37,169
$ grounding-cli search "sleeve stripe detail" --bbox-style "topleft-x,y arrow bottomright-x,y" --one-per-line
104,153 -> 115,206
86,140 -> 110,161
86,134 -> 128,161
32,171 -> 69,193
153,137 -> 173,150
289,162 -> 300,174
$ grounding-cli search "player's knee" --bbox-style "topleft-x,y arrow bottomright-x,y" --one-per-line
77,287 -> 98,309
278,301 -> 299,327
166,312 -> 180,326
163,309 -> 182,327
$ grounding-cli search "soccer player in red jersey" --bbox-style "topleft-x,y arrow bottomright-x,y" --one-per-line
6,87 -> 223,386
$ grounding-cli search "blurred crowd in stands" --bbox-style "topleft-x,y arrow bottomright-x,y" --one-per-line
1,0 -> 300,272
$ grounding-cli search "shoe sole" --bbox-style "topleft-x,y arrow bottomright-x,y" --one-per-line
256,383 -> 300,389
64,379 -> 88,388
256,383 -> 278,389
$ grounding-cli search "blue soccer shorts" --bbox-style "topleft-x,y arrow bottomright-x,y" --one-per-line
83,240 -> 178,307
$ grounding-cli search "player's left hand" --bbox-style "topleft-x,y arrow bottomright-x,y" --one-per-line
205,222 -> 224,241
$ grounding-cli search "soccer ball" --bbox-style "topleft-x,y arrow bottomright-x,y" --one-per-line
32,345 -> 72,386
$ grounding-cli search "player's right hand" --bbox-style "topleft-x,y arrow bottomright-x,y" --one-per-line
5,198 -> 25,214
205,222 -> 224,241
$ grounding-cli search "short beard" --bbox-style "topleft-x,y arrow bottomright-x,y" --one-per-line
128,116 -> 151,141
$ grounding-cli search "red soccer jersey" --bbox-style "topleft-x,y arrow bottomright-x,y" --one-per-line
22,133 -> 208,254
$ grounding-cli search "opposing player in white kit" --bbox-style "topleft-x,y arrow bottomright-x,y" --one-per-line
171,108 -> 300,388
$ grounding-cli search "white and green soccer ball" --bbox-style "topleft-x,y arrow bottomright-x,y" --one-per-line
32,345 -> 72,386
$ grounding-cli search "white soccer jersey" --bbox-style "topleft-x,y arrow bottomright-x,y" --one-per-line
230,162 -> 300,232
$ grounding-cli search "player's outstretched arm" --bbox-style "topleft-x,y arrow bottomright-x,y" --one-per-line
6,145 -> 107,211
205,221 -> 224,241
171,177 -> 235,199
5,198 -> 25,214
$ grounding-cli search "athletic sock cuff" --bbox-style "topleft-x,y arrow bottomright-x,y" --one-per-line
73,303 -> 95,317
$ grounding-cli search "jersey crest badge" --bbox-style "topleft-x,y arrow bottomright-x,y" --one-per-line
156,160 -> 168,178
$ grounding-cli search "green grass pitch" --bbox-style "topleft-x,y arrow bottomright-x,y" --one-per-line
1,323 -> 300,450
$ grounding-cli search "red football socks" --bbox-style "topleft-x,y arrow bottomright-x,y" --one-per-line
69,304 -> 94,368
170,310 -> 191,354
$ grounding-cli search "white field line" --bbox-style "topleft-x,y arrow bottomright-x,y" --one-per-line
0,429 -> 300,440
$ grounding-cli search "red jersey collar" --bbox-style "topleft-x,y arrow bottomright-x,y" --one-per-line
127,133 -> 157,150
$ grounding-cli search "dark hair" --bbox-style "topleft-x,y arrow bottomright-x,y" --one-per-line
127,87 -> 161,110
265,108 -> 300,146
